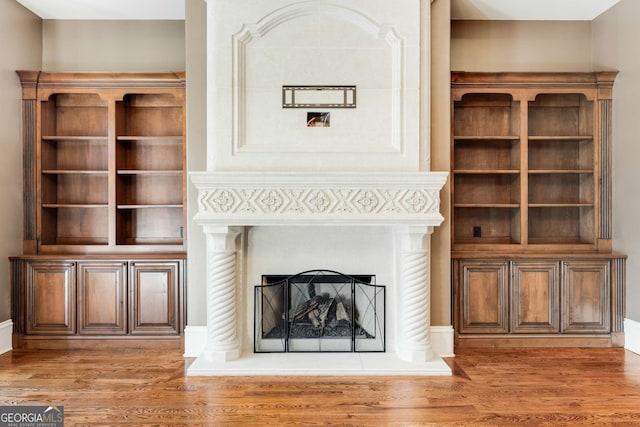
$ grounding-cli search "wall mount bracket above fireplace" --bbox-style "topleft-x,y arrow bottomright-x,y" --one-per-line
282,85 -> 356,108
255,270 -> 385,353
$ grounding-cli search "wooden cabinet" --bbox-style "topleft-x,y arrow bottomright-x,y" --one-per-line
11,72 -> 187,349
456,259 -> 560,335
11,257 -> 185,348
455,259 -> 611,334
453,256 -> 624,347
451,72 -> 625,348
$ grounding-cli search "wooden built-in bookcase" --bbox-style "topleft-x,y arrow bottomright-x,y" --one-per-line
451,72 -> 626,348
11,72 -> 186,349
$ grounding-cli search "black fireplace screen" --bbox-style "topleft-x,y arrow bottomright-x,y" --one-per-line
254,270 -> 385,353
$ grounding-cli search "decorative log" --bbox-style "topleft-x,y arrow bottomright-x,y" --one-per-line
336,301 -> 349,322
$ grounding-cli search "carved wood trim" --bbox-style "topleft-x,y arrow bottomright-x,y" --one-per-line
611,256 -> 626,334
22,99 -> 36,250
452,71 -> 616,88
10,259 -> 27,334
15,70 -> 39,99
599,99 -> 612,240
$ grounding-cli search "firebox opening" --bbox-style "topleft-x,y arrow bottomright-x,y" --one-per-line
254,270 -> 385,353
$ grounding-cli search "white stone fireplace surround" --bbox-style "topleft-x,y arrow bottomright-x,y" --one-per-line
187,0 -> 450,375
188,172 -> 450,375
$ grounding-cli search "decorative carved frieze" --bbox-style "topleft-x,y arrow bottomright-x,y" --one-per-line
200,188 -> 438,215
192,172 -> 448,226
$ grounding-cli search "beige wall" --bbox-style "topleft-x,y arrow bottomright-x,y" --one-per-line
451,20 -> 592,72
42,20 -> 185,71
0,2 -> 42,322
430,0 -> 451,326
185,0 -> 207,325
593,0 -> 640,321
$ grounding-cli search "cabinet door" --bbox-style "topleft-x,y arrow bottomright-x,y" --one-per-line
129,261 -> 180,335
511,260 -> 559,333
561,260 -> 610,333
26,261 -> 76,334
77,261 -> 127,335
458,260 -> 509,333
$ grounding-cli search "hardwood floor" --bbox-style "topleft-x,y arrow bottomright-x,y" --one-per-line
1,347 -> 640,426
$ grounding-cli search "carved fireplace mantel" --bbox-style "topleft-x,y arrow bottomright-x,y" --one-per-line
188,171 -> 451,375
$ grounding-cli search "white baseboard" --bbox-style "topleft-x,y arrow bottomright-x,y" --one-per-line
431,325 -> 455,358
624,318 -> 640,355
0,320 -> 13,355
184,324 -> 456,359
184,325 -> 207,358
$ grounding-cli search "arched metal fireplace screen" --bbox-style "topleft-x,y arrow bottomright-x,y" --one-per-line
255,270 -> 385,353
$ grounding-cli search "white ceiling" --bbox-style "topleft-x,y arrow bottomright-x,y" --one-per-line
452,0 -> 621,21
15,0 -> 620,21
15,0 -> 185,20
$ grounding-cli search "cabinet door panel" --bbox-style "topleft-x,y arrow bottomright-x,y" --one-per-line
129,261 -> 180,335
511,260 -> 559,333
459,260 -> 509,333
77,261 -> 127,334
27,261 -> 76,334
562,260 -> 610,333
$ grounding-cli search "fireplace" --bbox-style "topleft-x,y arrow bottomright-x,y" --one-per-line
255,270 -> 385,353
188,173 -> 449,375
187,0 -> 450,375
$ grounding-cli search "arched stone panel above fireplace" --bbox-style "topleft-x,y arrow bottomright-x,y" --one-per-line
207,0 -> 427,172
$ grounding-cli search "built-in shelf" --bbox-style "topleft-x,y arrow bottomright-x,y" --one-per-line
451,71 -> 625,350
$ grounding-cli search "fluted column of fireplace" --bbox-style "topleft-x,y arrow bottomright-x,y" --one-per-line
395,226 -> 434,362
202,225 -> 244,362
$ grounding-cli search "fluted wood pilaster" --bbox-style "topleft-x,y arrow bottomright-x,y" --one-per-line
203,226 -> 243,362
599,99 -> 612,240
395,226 -> 434,362
611,256 -> 626,343
22,100 -> 36,246
16,71 -> 39,254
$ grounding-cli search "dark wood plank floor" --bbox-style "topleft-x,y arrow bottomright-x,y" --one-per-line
1,347 -> 640,426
